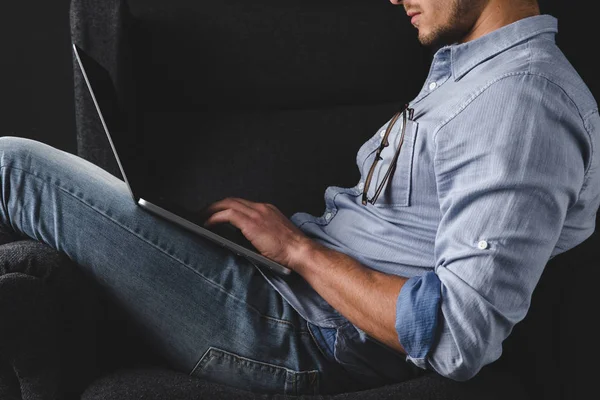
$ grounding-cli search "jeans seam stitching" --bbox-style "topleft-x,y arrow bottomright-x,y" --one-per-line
189,346 -> 214,375
192,346 -> 319,376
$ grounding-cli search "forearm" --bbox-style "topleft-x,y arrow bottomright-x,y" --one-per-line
291,239 -> 408,354
202,197 -> 410,353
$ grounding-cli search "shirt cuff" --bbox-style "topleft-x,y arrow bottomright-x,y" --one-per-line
395,271 -> 442,362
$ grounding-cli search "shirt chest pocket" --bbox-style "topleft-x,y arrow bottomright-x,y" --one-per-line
358,119 -> 418,208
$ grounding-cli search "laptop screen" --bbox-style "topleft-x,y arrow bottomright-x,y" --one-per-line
73,43 -> 149,203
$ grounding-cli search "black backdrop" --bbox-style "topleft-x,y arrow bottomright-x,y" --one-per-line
0,1 -> 597,156
0,0 -> 76,154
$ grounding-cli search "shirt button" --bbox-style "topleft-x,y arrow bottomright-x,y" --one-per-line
358,181 -> 365,190
429,82 -> 437,90
477,240 -> 489,250
325,212 -> 333,221
380,130 -> 386,138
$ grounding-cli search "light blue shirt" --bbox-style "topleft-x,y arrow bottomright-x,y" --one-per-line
259,15 -> 600,381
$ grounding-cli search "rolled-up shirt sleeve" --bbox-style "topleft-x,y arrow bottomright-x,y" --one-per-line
396,74 -> 592,379
396,271 -> 442,360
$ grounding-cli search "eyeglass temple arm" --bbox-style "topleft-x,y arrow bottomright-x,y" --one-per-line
370,111 -> 408,203
361,110 -> 402,205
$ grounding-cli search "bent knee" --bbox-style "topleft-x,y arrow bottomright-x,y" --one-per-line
0,135 -> 35,148
0,136 -> 37,159
0,136 -> 51,168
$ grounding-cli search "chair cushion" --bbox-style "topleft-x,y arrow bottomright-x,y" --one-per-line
0,240 -> 102,398
81,364 -> 529,400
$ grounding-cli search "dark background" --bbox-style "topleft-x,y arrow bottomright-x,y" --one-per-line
0,0 -> 76,154
0,1 -> 595,157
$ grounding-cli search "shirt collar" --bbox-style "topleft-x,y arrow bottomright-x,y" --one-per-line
442,14 -> 558,81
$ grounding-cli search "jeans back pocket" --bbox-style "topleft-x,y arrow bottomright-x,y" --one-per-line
191,347 -> 320,396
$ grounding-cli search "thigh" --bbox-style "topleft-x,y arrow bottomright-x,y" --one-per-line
0,137 -> 351,394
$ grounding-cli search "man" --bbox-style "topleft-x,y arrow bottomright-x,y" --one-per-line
0,0 -> 598,396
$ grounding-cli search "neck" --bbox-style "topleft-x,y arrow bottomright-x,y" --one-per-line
461,0 -> 540,43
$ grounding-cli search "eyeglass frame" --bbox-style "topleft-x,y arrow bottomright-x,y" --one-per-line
361,104 -> 415,206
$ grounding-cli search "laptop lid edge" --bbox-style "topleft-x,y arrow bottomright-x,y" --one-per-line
72,43 -> 138,204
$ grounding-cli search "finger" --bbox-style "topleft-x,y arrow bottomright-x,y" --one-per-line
230,199 -> 280,216
204,208 -> 252,229
203,198 -> 257,218
225,197 -> 257,208
206,197 -> 256,212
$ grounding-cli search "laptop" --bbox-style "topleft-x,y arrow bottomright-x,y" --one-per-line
72,43 -> 292,276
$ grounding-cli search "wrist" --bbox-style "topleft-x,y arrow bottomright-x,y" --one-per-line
288,236 -> 321,275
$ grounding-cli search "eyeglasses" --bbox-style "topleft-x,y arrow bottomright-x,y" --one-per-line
362,104 -> 415,206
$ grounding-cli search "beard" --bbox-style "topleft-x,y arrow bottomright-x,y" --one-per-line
418,0 -> 486,48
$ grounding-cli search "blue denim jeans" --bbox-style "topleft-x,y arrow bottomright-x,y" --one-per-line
0,136 -> 375,395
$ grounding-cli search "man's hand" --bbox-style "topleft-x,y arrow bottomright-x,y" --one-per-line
203,197 -> 408,354
203,197 -> 310,268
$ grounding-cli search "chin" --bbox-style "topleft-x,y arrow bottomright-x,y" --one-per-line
418,31 -> 436,47
416,24 -> 438,47
419,25 -> 461,48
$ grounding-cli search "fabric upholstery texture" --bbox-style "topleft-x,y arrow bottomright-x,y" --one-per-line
80,365 -> 526,400
0,240 -> 100,399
